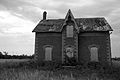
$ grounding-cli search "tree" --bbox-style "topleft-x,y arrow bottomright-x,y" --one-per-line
0,52 -> 3,55
3,51 -> 9,59
3,51 -> 8,55
0,52 -> 3,58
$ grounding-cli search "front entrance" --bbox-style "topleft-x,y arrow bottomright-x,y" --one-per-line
64,46 -> 77,66
61,14 -> 79,66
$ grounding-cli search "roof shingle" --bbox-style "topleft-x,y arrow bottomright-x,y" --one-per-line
32,17 -> 113,32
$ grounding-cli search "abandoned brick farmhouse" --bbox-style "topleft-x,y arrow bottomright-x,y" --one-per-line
32,9 -> 113,65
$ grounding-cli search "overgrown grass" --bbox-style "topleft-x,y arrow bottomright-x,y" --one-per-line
0,59 -> 118,80
0,59 -> 30,63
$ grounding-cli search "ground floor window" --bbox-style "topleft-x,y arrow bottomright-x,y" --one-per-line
44,45 -> 52,61
89,45 -> 99,62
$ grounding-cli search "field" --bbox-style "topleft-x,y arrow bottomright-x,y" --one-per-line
0,59 -> 118,80
112,60 -> 120,67
0,59 -> 30,63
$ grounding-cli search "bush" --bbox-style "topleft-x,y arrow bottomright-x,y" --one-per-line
87,62 -> 102,70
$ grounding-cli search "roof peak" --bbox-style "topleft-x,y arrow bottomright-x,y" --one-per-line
65,9 -> 74,20
64,9 -> 79,32
68,9 -> 72,13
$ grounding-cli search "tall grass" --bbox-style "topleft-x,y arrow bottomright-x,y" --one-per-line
0,68 -> 89,80
0,59 -> 117,80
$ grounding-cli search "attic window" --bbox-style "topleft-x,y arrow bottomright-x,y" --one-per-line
66,25 -> 73,37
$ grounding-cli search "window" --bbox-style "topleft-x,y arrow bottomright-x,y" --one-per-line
66,25 -> 73,37
44,46 -> 52,61
90,46 -> 98,62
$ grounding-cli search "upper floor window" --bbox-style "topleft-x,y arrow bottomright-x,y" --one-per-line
66,25 -> 73,37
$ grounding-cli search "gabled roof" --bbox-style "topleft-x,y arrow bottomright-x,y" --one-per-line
63,9 -> 79,33
32,10 -> 113,32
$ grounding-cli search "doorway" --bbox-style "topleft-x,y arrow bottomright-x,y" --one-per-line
64,47 -> 76,66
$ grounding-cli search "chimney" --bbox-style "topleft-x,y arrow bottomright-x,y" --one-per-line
43,11 -> 47,20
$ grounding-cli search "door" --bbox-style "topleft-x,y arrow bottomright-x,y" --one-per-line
64,47 -> 76,66
45,46 -> 52,61
90,47 -> 98,62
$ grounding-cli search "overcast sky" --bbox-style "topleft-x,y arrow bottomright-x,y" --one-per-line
0,0 -> 120,57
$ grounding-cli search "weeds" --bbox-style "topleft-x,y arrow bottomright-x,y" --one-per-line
0,59 -> 118,80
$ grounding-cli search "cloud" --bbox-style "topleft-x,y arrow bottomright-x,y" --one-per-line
0,11 -> 35,34
0,10 -> 35,55
0,0 -> 43,22
111,34 -> 120,57
0,34 -> 34,55
0,0 -> 120,56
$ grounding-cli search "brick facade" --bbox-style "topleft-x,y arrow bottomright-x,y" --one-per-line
35,33 -> 62,63
34,31 -> 111,65
62,23 -> 78,64
78,32 -> 111,65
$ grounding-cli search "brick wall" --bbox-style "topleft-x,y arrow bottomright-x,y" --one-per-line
35,32 -> 62,63
34,31 -> 111,65
78,31 -> 111,64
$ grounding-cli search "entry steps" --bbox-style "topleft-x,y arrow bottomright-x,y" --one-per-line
62,66 -> 77,69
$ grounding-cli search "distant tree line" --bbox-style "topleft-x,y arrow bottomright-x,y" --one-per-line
112,57 -> 120,61
0,51 -> 34,59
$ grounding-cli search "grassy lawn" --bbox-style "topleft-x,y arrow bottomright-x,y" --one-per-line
112,60 -> 120,67
0,59 -> 30,63
0,59 -> 118,80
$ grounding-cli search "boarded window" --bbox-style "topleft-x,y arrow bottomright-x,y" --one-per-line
45,46 -> 52,61
66,25 -> 73,37
90,47 -> 98,62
